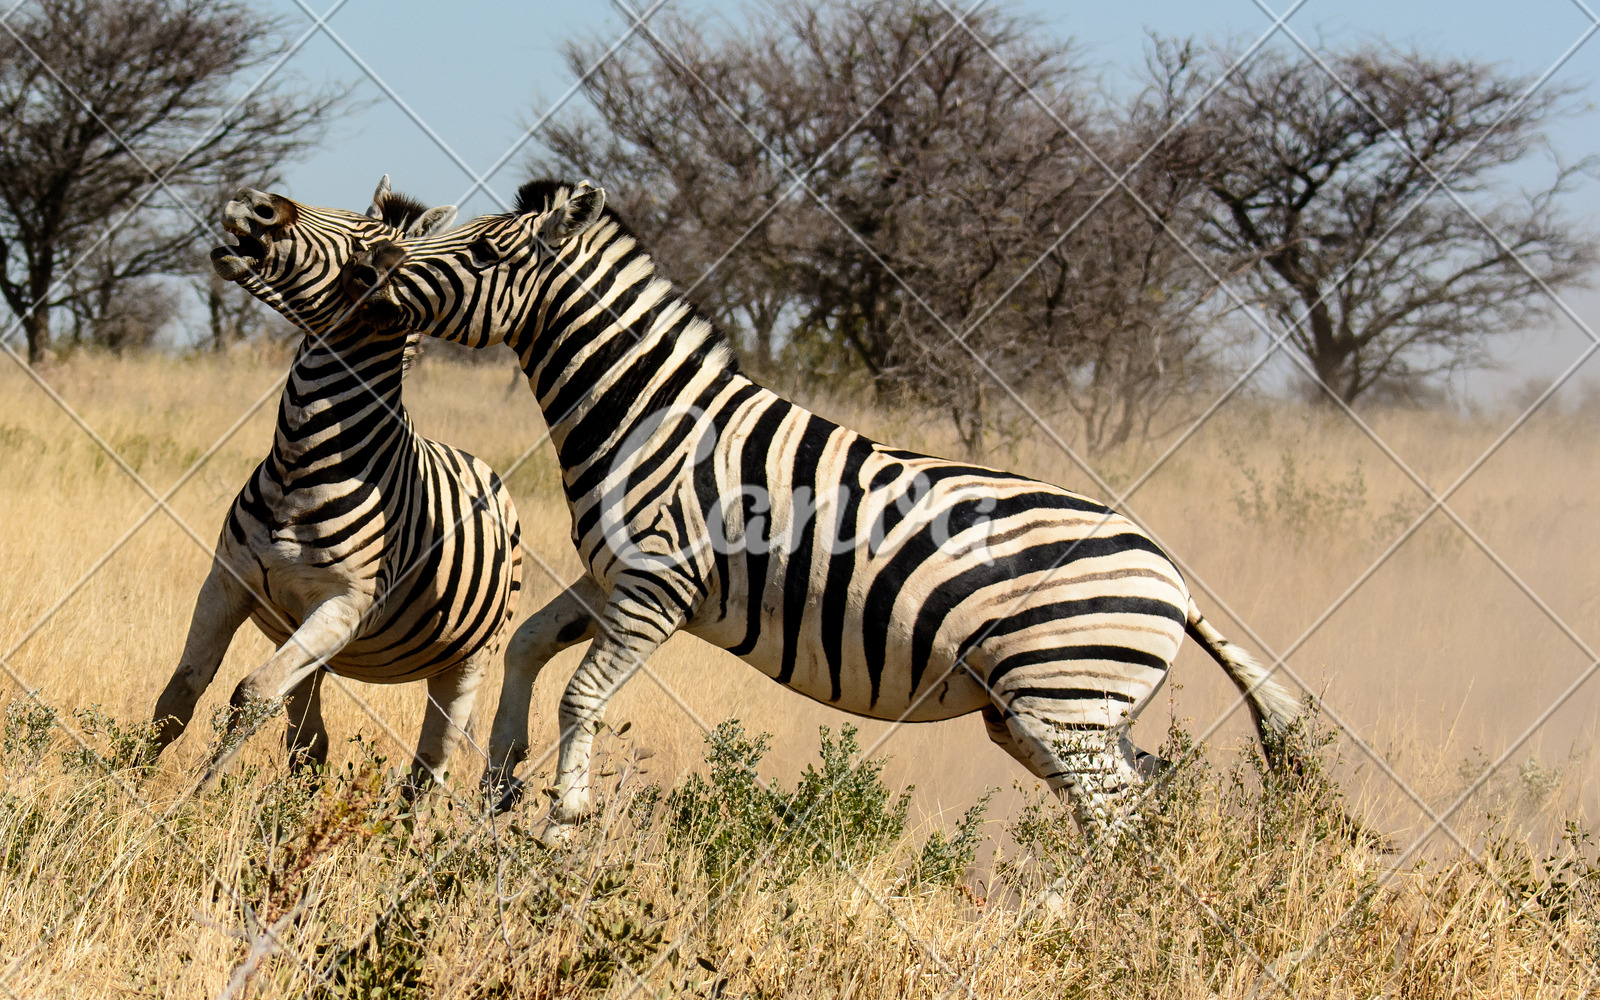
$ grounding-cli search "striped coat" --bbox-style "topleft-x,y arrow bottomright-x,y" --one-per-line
233,178 -> 1303,838
150,181 -> 521,785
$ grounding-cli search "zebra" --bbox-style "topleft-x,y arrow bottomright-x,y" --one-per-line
233,178 -> 1306,842
149,178 -> 522,789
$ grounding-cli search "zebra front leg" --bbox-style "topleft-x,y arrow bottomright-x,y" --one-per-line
543,602 -> 677,845
406,657 -> 487,799
283,669 -> 329,773
201,596 -> 363,790
147,564 -> 256,764
483,578 -> 601,811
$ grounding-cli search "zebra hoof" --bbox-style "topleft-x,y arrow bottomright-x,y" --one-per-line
485,776 -> 524,814
538,820 -> 579,849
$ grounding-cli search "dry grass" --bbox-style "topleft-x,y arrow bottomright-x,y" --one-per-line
2,348 -> 1599,997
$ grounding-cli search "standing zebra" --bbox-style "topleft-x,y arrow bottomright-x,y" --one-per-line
223,178 -> 1305,841
149,179 -> 522,787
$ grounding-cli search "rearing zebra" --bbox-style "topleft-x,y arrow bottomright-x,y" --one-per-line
150,178 -> 522,787
229,178 -> 1304,840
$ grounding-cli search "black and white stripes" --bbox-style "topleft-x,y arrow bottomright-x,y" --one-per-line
332,178 -> 1304,837
150,180 -> 521,784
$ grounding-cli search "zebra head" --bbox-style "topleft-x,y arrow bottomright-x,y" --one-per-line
340,179 -> 608,347
212,175 -> 458,335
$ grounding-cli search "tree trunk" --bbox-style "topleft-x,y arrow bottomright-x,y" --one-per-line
209,274 -> 227,352
751,315 -> 772,371
1308,342 -> 1359,405
23,306 -> 50,365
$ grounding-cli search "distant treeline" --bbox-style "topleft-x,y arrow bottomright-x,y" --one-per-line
1,0 -> 1591,453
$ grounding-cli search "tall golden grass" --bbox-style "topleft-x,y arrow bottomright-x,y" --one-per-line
1,348 -> 1597,996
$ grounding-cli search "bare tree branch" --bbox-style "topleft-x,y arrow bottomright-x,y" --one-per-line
0,0 -> 353,363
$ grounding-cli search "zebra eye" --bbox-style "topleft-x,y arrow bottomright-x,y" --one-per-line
468,238 -> 501,267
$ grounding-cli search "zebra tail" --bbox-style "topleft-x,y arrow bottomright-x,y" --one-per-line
1183,598 -> 1302,758
1185,598 -> 1393,852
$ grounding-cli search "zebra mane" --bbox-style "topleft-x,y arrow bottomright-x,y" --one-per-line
377,190 -> 432,231
514,177 -> 739,375
515,178 -> 634,237
514,178 -> 578,215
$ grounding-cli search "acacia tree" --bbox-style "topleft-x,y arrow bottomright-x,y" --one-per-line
1147,40 -> 1595,403
543,0 -> 1221,456
0,0 -> 348,364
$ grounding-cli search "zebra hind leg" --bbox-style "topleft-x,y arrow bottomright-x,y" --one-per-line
984,704 -> 1148,844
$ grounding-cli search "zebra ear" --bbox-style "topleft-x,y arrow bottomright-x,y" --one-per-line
537,181 -> 606,246
406,204 -> 457,238
366,174 -> 392,219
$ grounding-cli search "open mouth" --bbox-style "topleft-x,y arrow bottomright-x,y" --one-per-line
210,222 -> 268,281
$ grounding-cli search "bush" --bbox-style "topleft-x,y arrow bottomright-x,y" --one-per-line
666,720 -> 980,891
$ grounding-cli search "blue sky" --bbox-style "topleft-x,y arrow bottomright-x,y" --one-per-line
252,0 -> 1600,400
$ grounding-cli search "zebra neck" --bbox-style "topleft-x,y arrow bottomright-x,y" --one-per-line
508,249 -> 739,473
271,334 -> 414,466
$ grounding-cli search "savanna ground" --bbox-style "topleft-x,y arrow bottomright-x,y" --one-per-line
3,348 -> 1600,997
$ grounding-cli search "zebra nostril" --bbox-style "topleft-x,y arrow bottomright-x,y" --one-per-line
353,265 -> 381,288
254,204 -> 275,221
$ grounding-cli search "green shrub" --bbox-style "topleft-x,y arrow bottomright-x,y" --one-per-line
913,792 -> 993,888
788,723 -> 910,870
665,720 -> 985,892
59,704 -> 156,774
2,696 -> 57,771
